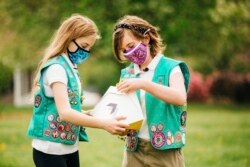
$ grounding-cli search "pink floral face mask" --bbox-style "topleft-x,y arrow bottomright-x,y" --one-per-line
124,42 -> 147,65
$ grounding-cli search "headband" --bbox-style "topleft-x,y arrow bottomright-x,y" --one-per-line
114,23 -> 150,35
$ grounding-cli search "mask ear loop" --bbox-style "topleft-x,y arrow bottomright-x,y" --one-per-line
142,29 -> 150,47
73,40 -> 81,49
143,29 -> 150,36
73,40 -> 90,53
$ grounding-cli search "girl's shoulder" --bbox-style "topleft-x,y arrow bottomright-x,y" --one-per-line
43,56 -> 64,69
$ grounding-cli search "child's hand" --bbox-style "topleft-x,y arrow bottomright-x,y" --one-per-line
103,115 -> 129,135
116,78 -> 142,93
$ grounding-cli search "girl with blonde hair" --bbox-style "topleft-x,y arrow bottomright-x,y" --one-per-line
27,14 -> 128,167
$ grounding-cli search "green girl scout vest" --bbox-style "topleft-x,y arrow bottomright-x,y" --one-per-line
120,55 -> 190,151
27,55 -> 88,145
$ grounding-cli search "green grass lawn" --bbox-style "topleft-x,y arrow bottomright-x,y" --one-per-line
0,103 -> 249,167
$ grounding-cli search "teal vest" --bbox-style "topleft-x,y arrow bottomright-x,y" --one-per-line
120,55 -> 190,151
27,55 -> 88,145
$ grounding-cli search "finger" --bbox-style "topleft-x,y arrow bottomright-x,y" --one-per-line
119,86 -> 130,94
115,115 -> 127,121
117,80 -> 129,88
117,84 -> 127,91
111,128 -> 125,135
116,82 -> 122,89
117,88 -> 126,93
118,122 -> 129,129
115,127 -> 127,133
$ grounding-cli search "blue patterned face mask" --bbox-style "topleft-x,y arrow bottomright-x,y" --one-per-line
68,40 -> 90,64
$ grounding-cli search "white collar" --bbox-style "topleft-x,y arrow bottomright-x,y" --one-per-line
134,53 -> 162,75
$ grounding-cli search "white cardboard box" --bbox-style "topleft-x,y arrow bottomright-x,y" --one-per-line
90,86 -> 144,130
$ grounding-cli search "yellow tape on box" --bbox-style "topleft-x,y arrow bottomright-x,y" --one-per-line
91,86 -> 144,130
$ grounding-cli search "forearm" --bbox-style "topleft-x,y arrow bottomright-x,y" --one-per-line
59,108 -> 107,129
141,79 -> 187,106
58,107 -> 128,135
51,79 -> 128,135
51,82 -> 107,129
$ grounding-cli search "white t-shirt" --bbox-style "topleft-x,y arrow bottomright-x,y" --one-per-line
134,54 -> 185,140
32,54 -> 81,155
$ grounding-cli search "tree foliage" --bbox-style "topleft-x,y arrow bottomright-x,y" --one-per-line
0,0 -> 249,93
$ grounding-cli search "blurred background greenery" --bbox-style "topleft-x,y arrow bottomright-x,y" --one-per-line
0,0 -> 249,99
0,0 -> 249,167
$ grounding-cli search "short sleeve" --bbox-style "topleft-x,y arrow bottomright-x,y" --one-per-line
170,66 -> 183,79
42,64 -> 68,97
45,64 -> 68,86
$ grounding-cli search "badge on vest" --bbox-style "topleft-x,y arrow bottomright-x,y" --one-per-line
180,111 -> 187,131
126,130 -> 138,151
151,123 -> 166,148
157,76 -> 165,85
67,88 -> 79,105
44,114 -> 77,141
34,94 -> 42,108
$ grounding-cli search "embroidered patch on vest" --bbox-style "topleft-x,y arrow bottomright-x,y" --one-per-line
44,114 -> 77,141
182,133 -> 186,144
71,134 -> 76,140
71,125 -> 76,132
67,88 -> 78,105
49,122 -> 57,129
152,132 -> 166,148
58,124 -> 64,131
44,130 -> 51,136
56,115 -> 62,122
52,130 -> 59,138
157,76 -> 164,85
151,123 -> 166,148
180,111 -> 187,131
60,132 -> 66,139
47,114 -> 54,121
175,131 -> 182,144
166,131 -> 174,145
126,131 -> 138,151
65,124 -> 71,132
70,97 -> 78,105
34,95 -> 42,108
